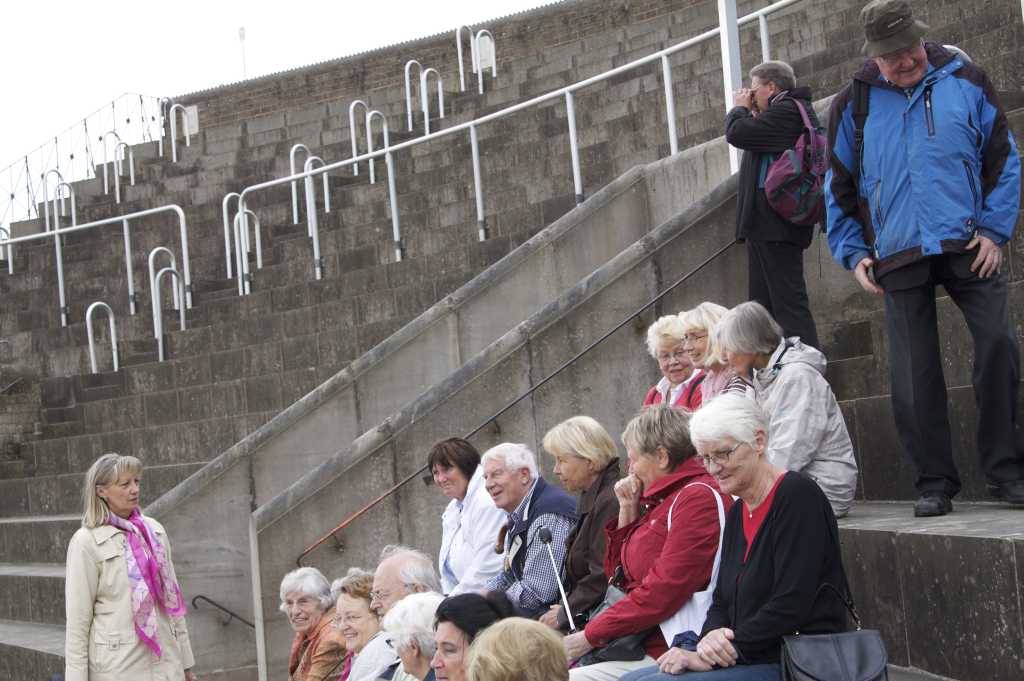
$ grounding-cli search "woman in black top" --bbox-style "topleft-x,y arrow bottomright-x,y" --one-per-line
619,393 -> 847,681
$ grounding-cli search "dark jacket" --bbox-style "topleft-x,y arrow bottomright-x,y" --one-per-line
700,472 -> 848,665
557,459 -> 621,630
507,477 -> 577,580
726,86 -> 820,247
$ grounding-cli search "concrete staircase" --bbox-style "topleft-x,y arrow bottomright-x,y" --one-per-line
0,0 -> 1020,679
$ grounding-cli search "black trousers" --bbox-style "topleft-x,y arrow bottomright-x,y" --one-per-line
883,253 -> 1024,496
747,239 -> 820,349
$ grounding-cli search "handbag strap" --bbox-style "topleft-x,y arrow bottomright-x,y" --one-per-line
666,482 -> 727,584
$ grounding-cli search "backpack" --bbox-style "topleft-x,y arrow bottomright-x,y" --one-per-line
764,97 -> 829,226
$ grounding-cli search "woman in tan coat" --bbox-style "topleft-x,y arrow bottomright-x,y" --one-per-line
65,453 -> 197,681
280,566 -> 347,681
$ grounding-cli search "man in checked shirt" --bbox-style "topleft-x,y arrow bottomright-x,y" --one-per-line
483,442 -> 577,617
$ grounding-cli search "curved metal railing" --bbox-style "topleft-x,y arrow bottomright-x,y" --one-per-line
192,595 -> 255,629
85,302 -> 119,374
153,265 -> 186,362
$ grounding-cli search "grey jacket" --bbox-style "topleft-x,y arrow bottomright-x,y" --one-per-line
753,339 -> 858,517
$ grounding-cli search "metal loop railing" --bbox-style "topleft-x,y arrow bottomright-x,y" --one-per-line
222,192 -> 241,278
365,110 -> 389,185
420,68 -> 445,135
53,181 -> 77,229
473,30 -> 497,94
85,301 -> 119,374
289,144 -> 312,224
168,103 -> 191,163
158,97 -> 172,157
153,265 -> 186,362
295,238 -> 738,565
100,131 -> 124,202
0,228 -> 11,275
455,26 -> 477,93
301,156 -> 328,281
192,595 -> 255,629
404,60 -> 423,131
42,169 -> 65,232
148,247 -> 180,342
232,209 -> 263,296
348,100 -> 368,176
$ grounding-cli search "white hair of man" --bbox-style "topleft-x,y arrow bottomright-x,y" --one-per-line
689,393 -> 770,452
378,544 -> 443,593
381,591 -> 445,657
331,566 -> 373,601
645,314 -> 688,358
716,302 -> 784,356
279,566 -> 334,613
480,442 -> 539,480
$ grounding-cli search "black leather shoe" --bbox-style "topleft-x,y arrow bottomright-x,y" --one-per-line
988,480 -> 1024,506
913,493 -> 953,517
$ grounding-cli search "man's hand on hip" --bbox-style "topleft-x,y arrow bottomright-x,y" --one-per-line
854,257 -> 883,295
968,234 -> 1002,278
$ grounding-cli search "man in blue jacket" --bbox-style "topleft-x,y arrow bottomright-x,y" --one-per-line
825,0 -> 1023,516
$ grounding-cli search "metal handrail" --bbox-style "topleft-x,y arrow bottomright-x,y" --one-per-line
295,238 -> 739,566
302,156 -> 328,282
41,170 -> 65,232
148,247 -> 180,340
100,131 -> 124,202
53,181 -> 77,229
231,208 -> 263,296
348,100 -> 368,176
474,30 -> 497,94
365,110 -> 389,185
289,144 -> 312,224
192,595 -> 255,629
233,0 -> 798,267
168,103 -> 191,163
420,68 -> 445,135
455,26 -> 477,93
0,228 -> 11,275
153,265 -> 185,362
1,203 -> 193,327
222,192 -> 241,278
158,97 -> 172,157
404,60 -> 423,131
115,141 -> 136,191
85,301 -> 119,374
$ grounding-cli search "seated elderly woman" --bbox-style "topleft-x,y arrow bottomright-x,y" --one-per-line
332,568 -> 396,681
538,416 -> 621,632
680,303 -> 750,402
563,405 -> 732,681
620,394 -> 848,681
381,591 -> 445,681
716,302 -> 858,517
280,567 -> 347,681
643,314 -> 704,410
467,617 -> 569,681
429,437 -> 506,595
431,591 -> 519,681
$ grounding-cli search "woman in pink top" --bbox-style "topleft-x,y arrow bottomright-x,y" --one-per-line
680,303 -> 751,404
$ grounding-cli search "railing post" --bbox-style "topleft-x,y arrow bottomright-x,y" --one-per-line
474,30 -> 497,94
565,92 -> 584,205
385,151 -> 403,262
170,205 -> 193,309
661,55 -> 679,156
366,111 -> 389,185
153,267 -> 186,362
717,0 -> 743,173
222,192 -> 241,279
302,157 -> 327,280
469,125 -> 487,241
758,13 -> 771,62
289,144 -> 311,224
0,228 -> 11,275
232,211 -> 249,296
149,246 -> 180,341
420,68 -> 445,135
42,169 -> 65,232
158,97 -> 171,157
53,227 -> 68,327
55,182 -> 77,226
169,104 -> 191,163
86,302 -> 119,374
455,26 -> 475,92
349,100 -> 368,176
404,60 -> 422,131
122,220 -> 137,316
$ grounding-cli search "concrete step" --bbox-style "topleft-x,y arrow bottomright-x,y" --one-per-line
0,618 -> 63,681
0,563 -> 65,626
0,515 -> 79,564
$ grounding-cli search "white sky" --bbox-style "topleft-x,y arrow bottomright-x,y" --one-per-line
0,0 -> 546,174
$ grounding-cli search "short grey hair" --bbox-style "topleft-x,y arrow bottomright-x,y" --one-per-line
279,566 -> 334,613
749,60 -> 796,91
716,302 -> 783,356
379,545 -> 443,593
481,442 -> 539,480
690,393 -> 770,453
381,591 -> 445,657
621,404 -> 696,469
645,314 -> 688,358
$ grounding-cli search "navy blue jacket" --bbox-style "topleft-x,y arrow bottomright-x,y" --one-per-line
825,43 -> 1021,277
507,477 -> 577,580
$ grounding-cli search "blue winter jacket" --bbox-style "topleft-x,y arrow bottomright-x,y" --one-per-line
825,43 -> 1021,277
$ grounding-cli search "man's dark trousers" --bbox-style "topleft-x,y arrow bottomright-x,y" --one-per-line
883,253 -> 1024,497
747,239 -> 820,349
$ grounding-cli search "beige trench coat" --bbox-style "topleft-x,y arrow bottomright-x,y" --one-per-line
65,515 -> 195,681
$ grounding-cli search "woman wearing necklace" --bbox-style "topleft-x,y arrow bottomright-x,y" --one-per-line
620,395 -> 848,681
65,453 -> 198,681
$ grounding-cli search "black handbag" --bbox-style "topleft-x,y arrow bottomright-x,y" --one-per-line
576,578 -> 651,664
780,582 -> 888,681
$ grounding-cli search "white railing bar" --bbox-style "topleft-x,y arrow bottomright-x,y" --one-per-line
122,219 -> 137,316
289,143 -> 312,224
718,0 -> 744,173
158,97 -> 171,157
475,30 -> 496,95
565,92 -> 583,205
349,100 -> 368,176
54,181 -> 77,227
85,301 -> 119,374
0,228 -> 12,275
385,151 -> 402,262
114,141 -> 136,188
244,209 -> 263,270
148,246 -> 180,341
232,211 -> 250,296
168,103 -> 191,163
100,131 -> 122,201
661,55 -> 680,156
469,125 -> 486,241
42,169 -> 65,232
366,110 -> 389,185
455,26 -> 477,92
404,60 -> 423,131
420,68 -> 445,136
222,192 -> 241,278
153,266 -> 186,362
758,14 -> 771,64
236,0 -> 799,206
302,157 -> 327,280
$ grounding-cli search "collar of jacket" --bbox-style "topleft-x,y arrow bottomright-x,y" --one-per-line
578,459 -> 620,515
768,86 -> 813,107
852,41 -> 959,90
640,457 -> 708,503
89,524 -> 121,545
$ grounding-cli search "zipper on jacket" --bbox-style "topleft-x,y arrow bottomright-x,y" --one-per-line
963,160 -> 979,209
872,181 -> 885,257
924,86 -> 935,136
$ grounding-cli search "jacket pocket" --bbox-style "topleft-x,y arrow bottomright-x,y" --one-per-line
963,160 -> 979,212
924,86 -> 935,136
870,180 -> 886,256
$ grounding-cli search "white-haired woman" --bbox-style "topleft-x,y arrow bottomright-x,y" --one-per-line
643,315 -> 704,410
281,567 -> 347,681
716,302 -> 858,517
381,592 -> 445,681
620,395 -> 848,681
680,303 -> 751,403
65,453 -> 197,681
539,416 -> 621,631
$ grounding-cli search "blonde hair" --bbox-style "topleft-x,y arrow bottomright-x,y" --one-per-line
542,415 -> 618,470
645,314 -> 688,358
467,617 -> 568,681
679,302 -> 729,368
81,453 -> 143,528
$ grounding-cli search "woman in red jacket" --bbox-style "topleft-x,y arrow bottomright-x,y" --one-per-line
643,315 -> 704,411
563,405 -> 732,681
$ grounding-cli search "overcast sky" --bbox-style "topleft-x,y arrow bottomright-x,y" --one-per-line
0,0 -> 545,187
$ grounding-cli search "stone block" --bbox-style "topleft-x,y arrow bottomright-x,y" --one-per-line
245,375 -> 283,414
243,341 -> 284,377
211,349 -> 245,382
144,391 -> 180,428
172,355 -> 213,387
282,335 -> 319,372
210,381 -> 247,419
126,362 -> 175,395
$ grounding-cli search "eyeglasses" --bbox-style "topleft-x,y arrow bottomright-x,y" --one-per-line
681,332 -> 707,344
656,349 -> 689,363
699,442 -> 744,469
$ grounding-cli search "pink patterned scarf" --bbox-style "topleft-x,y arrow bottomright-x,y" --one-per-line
106,509 -> 187,657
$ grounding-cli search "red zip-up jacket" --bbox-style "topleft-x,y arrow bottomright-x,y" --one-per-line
642,371 -> 706,412
584,458 -> 731,659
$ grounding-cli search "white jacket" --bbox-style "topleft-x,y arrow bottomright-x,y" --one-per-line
753,339 -> 859,517
65,516 -> 195,681
438,467 -> 506,594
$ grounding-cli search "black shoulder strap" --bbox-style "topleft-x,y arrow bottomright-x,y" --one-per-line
684,372 -> 707,403
851,80 -> 871,185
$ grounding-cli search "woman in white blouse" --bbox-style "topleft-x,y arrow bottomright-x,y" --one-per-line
429,438 -> 506,595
